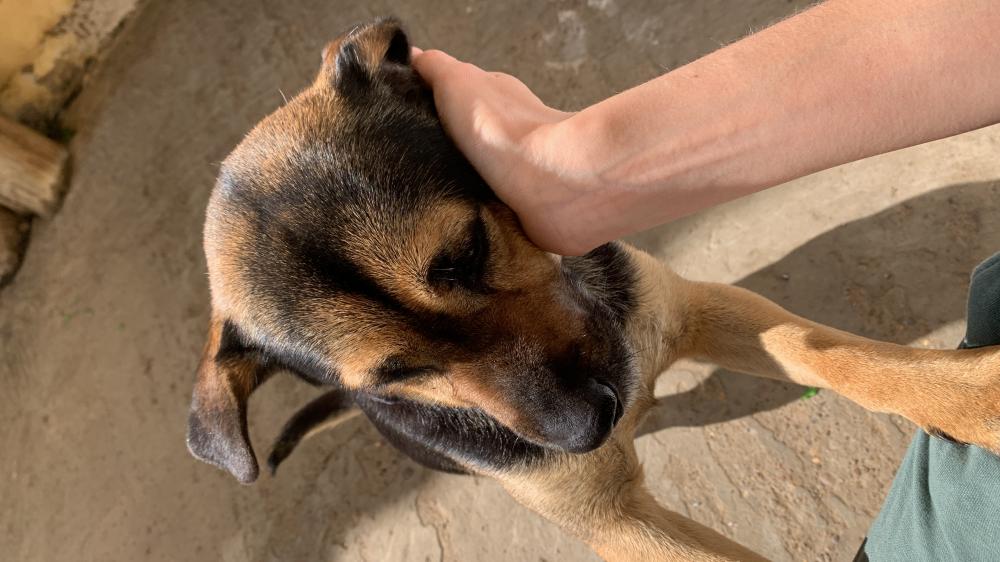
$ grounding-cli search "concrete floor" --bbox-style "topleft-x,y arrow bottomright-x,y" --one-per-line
3,1 -> 1000,561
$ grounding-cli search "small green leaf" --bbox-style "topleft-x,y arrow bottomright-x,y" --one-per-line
801,387 -> 820,400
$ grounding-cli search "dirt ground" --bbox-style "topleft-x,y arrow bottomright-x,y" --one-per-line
3,1 -> 999,561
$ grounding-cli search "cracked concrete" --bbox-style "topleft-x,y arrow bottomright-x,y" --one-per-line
2,0 -> 999,561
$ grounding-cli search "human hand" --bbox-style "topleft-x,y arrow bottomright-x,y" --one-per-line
412,48 -> 605,256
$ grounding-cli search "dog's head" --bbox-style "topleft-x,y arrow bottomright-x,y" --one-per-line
188,18 -> 638,484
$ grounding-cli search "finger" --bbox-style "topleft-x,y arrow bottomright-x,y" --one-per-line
410,46 -> 424,57
411,49 -> 464,84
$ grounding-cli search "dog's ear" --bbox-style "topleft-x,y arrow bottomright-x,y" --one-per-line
319,17 -> 413,97
186,317 -> 273,484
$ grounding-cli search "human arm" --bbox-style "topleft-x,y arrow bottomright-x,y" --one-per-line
413,0 -> 1000,255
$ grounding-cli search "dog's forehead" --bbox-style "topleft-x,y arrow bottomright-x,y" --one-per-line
204,87 -> 489,384
217,83 -> 486,220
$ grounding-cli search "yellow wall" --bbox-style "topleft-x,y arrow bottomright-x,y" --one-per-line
0,0 -> 76,85
0,0 -> 137,124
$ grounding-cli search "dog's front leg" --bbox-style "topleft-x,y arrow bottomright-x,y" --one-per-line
496,438 -> 768,562
676,279 -> 1000,452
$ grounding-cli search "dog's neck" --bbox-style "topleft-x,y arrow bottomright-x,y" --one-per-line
621,245 -> 692,388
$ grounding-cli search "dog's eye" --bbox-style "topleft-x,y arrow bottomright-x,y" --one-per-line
427,216 -> 490,292
385,366 -> 435,381
375,355 -> 438,385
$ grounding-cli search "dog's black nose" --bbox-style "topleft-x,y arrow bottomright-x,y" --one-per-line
541,379 -> 620,454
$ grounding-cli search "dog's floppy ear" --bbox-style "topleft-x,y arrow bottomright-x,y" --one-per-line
319,17 -> 413,97
186,316 -> 273,484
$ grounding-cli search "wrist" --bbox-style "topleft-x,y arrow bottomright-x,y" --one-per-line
525,112 -> 606,200
506,115 -> 613,251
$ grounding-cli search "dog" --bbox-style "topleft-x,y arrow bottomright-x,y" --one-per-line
186,18 -> 1000,561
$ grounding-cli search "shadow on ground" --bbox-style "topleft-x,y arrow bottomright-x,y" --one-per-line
639,180 -> 1000,435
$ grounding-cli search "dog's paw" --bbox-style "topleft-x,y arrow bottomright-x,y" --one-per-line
915,363 -> 1000,454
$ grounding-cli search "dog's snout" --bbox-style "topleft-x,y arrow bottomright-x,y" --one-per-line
538,379 -> 621,454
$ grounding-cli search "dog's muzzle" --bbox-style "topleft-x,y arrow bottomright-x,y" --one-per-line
537,379 -> 622,454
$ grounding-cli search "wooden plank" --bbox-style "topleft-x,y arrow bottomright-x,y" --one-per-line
0,207 -> 28,284
0,115 -> 68,217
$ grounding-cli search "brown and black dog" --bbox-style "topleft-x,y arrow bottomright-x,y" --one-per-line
187,18 -> 1000,561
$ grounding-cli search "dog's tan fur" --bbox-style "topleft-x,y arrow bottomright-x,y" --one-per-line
189,19 -> 1000,561
489,246 -> 1000,560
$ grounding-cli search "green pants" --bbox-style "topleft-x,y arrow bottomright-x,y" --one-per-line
863,253 -> 1000,561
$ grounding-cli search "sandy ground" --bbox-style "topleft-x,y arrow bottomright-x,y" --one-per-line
3,1 -> 999,561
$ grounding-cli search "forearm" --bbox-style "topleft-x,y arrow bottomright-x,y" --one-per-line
547,0 -> 1000,244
